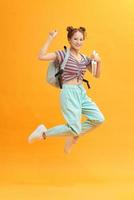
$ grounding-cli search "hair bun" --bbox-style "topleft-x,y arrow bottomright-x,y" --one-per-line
66,26 -> 74,32
79,26 -> 86,32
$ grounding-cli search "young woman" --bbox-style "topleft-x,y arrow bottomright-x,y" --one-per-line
28,26 -> 105,153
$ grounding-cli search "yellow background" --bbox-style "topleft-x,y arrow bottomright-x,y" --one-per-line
1,0 -> 134,199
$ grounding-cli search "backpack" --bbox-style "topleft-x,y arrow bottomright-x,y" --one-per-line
46,46 -> 91,89
46,46 -> 70,89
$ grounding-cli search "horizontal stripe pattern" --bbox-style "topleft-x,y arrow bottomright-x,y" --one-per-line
55,49 -> 92,83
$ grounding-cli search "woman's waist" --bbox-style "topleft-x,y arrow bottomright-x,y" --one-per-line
62,77 -> 83,85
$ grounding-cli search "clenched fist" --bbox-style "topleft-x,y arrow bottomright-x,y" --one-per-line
48,30 -> 58,40
90,50 -> 101,63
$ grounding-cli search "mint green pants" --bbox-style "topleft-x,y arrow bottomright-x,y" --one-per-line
45,83 -> 105,137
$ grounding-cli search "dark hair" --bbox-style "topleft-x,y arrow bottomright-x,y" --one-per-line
66,26 -> 87,40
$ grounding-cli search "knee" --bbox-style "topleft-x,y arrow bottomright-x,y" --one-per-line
89,113 -> 105,125
96,114 -> 105,124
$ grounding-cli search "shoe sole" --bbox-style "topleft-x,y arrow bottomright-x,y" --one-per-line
28,124 -> 47,144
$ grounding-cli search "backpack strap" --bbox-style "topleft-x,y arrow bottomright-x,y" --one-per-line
55,46 -> 70,89
60,47 -> 70,70
81,53 -> 87,61
80,53 -> 91,89
83,79 -> 91,89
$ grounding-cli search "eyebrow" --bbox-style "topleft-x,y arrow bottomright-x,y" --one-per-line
74,37 -> 83,39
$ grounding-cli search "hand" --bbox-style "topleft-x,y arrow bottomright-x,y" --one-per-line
48,30 -> 58,40
90,50 -> 101,62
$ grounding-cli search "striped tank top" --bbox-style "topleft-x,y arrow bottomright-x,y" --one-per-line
54,49 -> 92,84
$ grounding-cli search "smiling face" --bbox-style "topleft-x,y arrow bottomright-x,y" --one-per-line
68,31 -> 84,50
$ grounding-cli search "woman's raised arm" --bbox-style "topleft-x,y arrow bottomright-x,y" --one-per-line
38,30 -> 58,61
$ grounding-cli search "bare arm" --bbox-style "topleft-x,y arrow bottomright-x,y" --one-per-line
94,61 -> 101,78
38,30 -> 58,61
87,63 -> 92,73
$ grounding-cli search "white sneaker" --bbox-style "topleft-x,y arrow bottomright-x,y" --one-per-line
28,124 -> 47,143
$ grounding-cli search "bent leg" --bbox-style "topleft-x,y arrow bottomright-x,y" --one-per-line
45,124 -> 74,137
81,93 -> 105,135
45,86 -> 82,137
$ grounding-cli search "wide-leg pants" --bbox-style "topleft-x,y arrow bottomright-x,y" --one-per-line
45,83 -> 105,137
